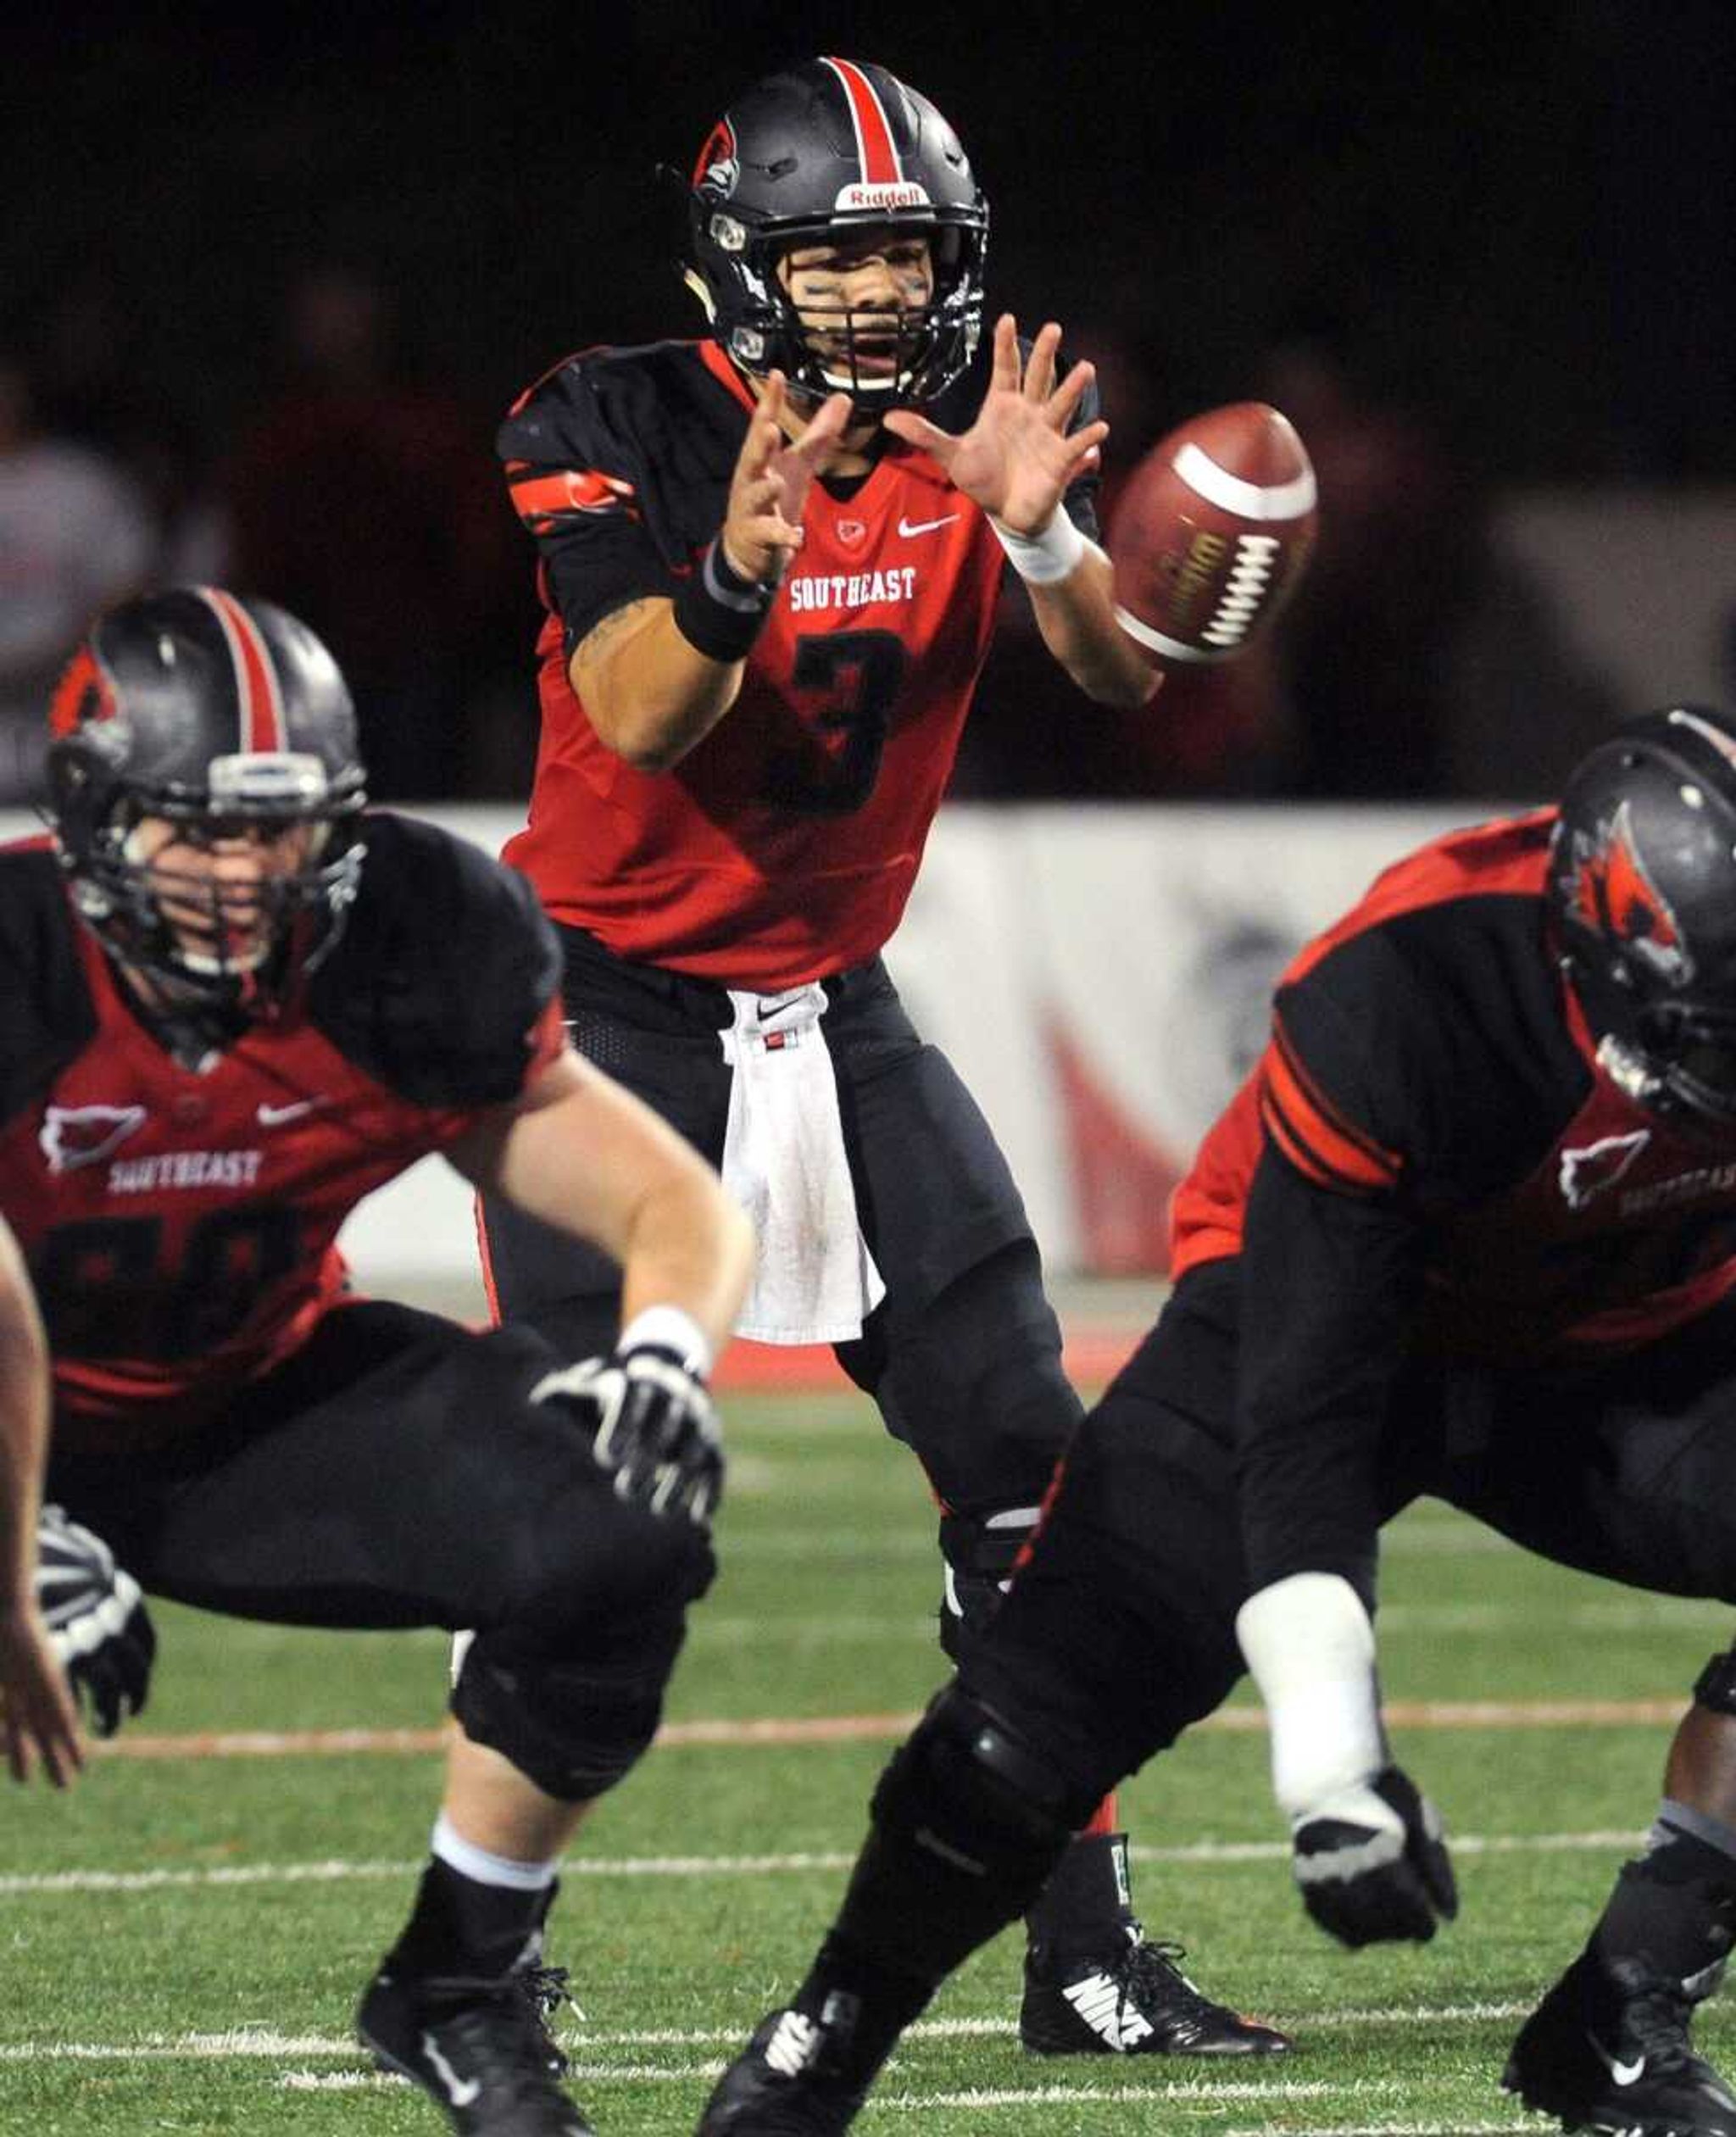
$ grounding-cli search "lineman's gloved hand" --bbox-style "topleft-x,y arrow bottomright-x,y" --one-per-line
533,1344 -> 724,1525
1290,1763 -> 1458,1946
35,1505 -> 156,1737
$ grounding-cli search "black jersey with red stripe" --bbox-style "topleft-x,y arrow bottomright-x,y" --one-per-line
0,814 -> 563,1443
496,335 -> 1099,989
1169,809 -> 1736,1589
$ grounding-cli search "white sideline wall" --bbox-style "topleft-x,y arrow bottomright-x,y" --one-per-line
0,801 -> 1488,1283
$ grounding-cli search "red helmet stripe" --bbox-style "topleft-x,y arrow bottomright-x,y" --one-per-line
821,58 -> 903,184
196,587 -> 287,754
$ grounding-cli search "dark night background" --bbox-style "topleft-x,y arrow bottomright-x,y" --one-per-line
4,4 -> 1734,799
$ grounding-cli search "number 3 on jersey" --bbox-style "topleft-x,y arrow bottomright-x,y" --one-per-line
767,630 -> 907,816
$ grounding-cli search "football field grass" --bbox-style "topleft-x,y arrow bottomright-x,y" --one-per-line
5,1382 -> 1733,2135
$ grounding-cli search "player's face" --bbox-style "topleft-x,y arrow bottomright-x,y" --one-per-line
126,814 -> 320,975
778,228 -> 935,386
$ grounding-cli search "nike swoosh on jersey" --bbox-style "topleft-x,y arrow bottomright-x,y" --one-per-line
256,1098 -> 323,1127
897,513 -> 960,537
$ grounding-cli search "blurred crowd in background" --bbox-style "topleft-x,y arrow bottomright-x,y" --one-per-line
3,3 -> 1732,809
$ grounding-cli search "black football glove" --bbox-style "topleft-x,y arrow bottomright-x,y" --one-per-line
34,1506 -> 157,1738
1290,1764 -> 1458,1946
532,1344 -> 724,1525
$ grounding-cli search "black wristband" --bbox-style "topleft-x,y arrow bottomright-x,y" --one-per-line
671,537 -> 778,663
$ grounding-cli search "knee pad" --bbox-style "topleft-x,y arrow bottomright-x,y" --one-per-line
871,1682 -> 1104,1881
451,1611 -> 685,1801
1694,1651 -> 1736,1718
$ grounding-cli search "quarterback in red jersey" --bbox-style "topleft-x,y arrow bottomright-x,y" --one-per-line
695,706 -> 1736,2137
0,588 -> 754,2137
481,53 -> 1285,2060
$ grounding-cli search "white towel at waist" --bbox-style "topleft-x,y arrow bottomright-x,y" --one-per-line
720,983 -> 887,1344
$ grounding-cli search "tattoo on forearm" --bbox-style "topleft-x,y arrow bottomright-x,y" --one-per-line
581,598 -> 662,665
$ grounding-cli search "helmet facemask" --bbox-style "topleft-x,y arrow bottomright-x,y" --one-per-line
57,742 -> 364,1021
693,208 -> 985,411
1628,999 -> 1736,1122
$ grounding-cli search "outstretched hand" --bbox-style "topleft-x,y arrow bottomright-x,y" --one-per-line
0,1600 -> 83,1788
883,314 -> 1107,533
720,371 -> 853,584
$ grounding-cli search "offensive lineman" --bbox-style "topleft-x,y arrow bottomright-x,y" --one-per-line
479,53 -> 1281,2056
696,705 -> 1736,2136
0,587 -> 754,2137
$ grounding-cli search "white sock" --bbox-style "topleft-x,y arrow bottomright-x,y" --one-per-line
431,1811 -> 557,1893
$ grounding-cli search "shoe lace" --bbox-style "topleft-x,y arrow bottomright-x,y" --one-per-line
1119,1929 -> 1221,2019
518,1962 -> 581,2076
422,1967 -> 580,2099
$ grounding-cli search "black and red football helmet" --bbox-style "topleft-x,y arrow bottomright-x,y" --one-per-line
684,56 -> 988,411
1549,704 -> 1736,1121
44,587 -> 366,1010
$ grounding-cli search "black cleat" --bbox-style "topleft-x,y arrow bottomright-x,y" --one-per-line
1020,1925 -> 1292,2056
358,1959 -> 593,2135
1503,1950 -> 1736,2135
695,2006 -> 870,2134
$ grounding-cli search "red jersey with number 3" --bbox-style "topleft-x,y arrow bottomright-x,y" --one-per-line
0,817 -> 563,1443
497,337 -> 1099,988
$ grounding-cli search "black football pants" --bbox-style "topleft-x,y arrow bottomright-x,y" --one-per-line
964,1261 -> 1736,1806
47,1298 -> 714,1648
478,927 -> 1083,1585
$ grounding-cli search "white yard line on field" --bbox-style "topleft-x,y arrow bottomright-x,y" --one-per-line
0,1831 -> 1644,1897
0,1999 -> 1574,2066
1222,2126 -> 1532,2137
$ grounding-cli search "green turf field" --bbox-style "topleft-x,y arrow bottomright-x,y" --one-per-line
4,1384 -> 1730,2135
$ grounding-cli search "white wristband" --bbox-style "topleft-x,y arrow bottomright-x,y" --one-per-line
1235,1571 -> 1385,1820
989,508 -> 1088,585
617,1305 -> 713,1377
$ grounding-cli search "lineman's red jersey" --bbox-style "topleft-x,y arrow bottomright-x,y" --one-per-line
497,337 -> 1099,989
1175,810 -> 1736,1364
1167,810 -> 1736,1590
0,815 -> 563,1444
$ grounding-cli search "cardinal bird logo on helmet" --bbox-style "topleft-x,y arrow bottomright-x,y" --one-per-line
693,118 -> 738,198
1562,801 -> 1691,985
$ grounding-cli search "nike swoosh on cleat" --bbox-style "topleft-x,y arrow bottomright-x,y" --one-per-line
1589,2036 -> 1646,2086
422,2034 -> 482,2107
897,514 -> 960,537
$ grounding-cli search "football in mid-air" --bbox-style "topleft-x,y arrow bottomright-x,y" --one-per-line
1106,403 -> 1317,665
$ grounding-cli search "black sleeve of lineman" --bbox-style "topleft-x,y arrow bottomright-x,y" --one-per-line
498,346 -> 743,655
1234,1142 -> 1427,1607
309,815 -> 563,1110
1232,889 -> 1593,1601
1235,937 -> 1435,1606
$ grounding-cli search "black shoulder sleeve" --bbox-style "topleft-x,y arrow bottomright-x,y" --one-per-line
308,815 -> 563,1110
498,343 -> 746,649
1273,895 -> 1589,1215
0,848 -> 95,1127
